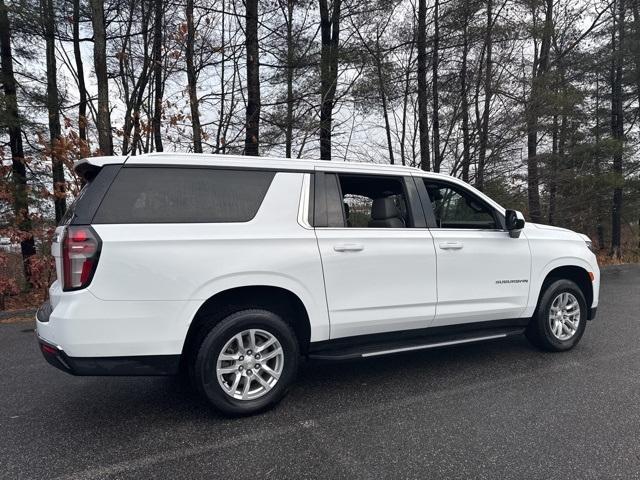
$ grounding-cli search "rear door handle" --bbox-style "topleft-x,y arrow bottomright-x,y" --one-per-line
438,241 -> 464,250
333,243 -> 364,252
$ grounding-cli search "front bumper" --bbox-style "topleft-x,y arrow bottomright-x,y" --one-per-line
36,301 -> 180,376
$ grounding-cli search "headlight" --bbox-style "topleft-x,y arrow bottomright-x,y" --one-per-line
577,233 -> 595,252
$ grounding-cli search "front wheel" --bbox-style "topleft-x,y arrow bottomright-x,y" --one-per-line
526,279 -> 587,352
193,309 -> 299,416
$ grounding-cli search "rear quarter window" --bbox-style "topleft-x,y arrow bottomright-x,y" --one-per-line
92,167 -> 275,224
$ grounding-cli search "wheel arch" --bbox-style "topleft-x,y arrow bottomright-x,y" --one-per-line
537,264 -> 594,316
181,285 -> 313,363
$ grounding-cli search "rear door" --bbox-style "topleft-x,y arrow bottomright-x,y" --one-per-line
416,177 -> 531,326
313,171 -> 438,339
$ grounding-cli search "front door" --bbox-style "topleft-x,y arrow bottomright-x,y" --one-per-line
419,178 -> 531,326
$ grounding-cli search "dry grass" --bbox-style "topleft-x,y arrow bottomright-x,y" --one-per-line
596,249 -> 640,266
0,315 -> 35,325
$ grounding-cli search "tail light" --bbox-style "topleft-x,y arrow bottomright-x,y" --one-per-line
62,226 -> 102,291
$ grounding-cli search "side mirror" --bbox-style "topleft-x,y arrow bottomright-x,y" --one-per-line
505,209 -> 525,238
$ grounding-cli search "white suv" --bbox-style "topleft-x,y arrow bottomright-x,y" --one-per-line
37,153 -> 599,415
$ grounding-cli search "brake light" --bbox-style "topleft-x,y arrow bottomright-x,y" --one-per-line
62,226 -> 101,291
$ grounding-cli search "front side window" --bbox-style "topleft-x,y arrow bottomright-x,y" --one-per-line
424,180 -> 498,229
324,174 -> 411,228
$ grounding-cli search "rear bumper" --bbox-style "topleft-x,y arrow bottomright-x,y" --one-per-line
37,282 -> 193,358
36,301 -> 180,376
37,335 -> 180,376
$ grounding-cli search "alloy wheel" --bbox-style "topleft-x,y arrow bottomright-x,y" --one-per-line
216,329 -> 284,400
548,292 -> 581,341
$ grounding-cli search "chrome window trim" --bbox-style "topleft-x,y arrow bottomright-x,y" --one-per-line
297,173 -> 313,230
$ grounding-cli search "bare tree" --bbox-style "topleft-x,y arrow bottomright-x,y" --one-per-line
610,0 -> 626,258
89,0 -> 113,155
72,0 -> 88,147
476,0 -> 493,191
459,0 -> 472,183
417,0 -> 430,170
283,0 -> 295,158
152,0 -> 164,152
42,0 -> 66,221
525,0 -> 554,222
431,0 -> 441,172
318,0 -> 341,160
244,0 -> 260,156
186,0 -> 202,152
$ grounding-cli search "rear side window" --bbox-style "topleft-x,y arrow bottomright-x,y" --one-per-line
93,167 -> 275,224
323,173 -> 413,228
59,185 -> 89,226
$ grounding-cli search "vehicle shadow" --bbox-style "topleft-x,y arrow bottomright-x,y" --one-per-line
54,333 -> 549,430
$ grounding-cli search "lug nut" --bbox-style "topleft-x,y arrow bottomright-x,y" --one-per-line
239,355 -> 244,361
255,354 -> 261,360
247,350 -> 253,355
255,364 -> 260,369
238,366 -> 244,371
247,369 -> 253,375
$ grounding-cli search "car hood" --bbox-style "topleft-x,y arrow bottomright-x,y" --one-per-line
528,222 -> 572,233
526,222 -> 586,241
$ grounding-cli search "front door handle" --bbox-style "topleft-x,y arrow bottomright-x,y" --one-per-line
438,241 -> 464,250
333,243 -> 364,252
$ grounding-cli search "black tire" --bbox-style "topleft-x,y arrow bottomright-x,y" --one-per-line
193,309 -> 299,416
526,279 -> 587,352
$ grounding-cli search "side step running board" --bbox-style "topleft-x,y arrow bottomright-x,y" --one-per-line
308,326 -> 525,361
360,333 -> 508,358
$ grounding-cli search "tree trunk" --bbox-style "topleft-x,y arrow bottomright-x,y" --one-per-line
89,0 -> 112,155
610,0 -> 626,258
554,70 -> 568,225
186,0 -> 202,152
72,0 -> 88,149
460,3 -> 471,182
416,0 -> 430,170
152,0 -> 164,152
122,0 -> 151,155
632,1 -> 640,108
548,113 -> 558,225
477,0 -> 493,191
319,0 -> 341,160
0,0 -> 36,282
526,0 -> 553,222
118,2 -> 134,155
375,32 -> 394,165
42,0 -> 66,222
284,0 -> 294,158
244,0 -> 260,156
400,33 -> 414,167
595,75 -> 605,249
431,0 -> 441,172
215,0 -> 226,153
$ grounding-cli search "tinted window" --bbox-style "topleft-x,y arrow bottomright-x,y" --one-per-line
424,180 -> 497,229
325,174 -> 345,227
60,185 -> 88,226
61,164 -> 122,226
324,173 -> 411,228
93,167 -> 275,224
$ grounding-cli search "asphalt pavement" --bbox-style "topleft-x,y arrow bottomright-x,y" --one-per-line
2,264 -> 640,479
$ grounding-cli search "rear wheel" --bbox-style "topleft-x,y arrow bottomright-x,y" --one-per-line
193,309 -> 299,416
526,279 -> 587,351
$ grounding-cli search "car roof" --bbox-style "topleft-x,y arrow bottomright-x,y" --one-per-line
74,152 -> 454,180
